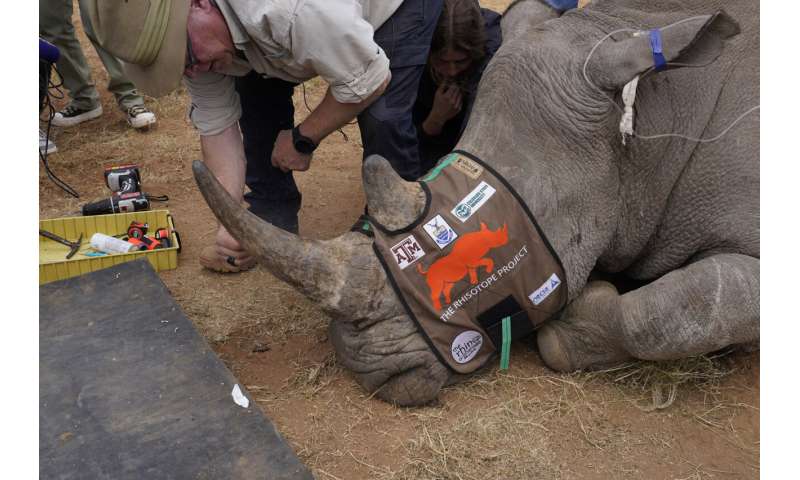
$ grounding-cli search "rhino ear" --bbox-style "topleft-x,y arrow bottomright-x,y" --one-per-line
588,10 -> 740,90
501,0 -> 560,41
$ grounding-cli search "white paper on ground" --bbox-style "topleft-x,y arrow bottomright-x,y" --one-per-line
231,384 -> 250,409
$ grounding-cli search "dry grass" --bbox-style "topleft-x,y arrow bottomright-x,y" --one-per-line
366,349 -> 756,480
288,351 -> 343,398
590,350 -> 738,411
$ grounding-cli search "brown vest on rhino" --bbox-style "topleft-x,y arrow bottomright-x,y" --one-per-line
366,152 -> 568,374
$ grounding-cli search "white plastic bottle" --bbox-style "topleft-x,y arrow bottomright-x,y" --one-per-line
90,233 -> 137,254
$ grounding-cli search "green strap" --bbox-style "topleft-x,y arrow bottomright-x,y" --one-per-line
421,152 -> 458,182
500,316 -> 511,370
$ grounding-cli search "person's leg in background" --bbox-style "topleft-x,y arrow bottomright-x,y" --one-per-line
39,0 -> 103,127
77,0 -> 157,129
235,72 -> 301,234
358,0 -> 444,181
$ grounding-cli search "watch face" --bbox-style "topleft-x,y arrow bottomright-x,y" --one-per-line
295,138 -> 315,154
292,127 -> 317,154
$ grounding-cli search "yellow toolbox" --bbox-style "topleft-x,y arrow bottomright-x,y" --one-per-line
39,210 -> 181,285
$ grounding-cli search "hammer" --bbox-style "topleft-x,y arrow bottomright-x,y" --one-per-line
39,229 -> 83,259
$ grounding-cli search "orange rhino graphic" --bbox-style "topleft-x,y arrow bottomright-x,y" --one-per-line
417,222 -> 509,311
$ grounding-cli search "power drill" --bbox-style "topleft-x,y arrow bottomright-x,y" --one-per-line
82,191 -> 150,216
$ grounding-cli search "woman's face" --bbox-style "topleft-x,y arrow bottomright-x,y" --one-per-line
430,48 -> 472,85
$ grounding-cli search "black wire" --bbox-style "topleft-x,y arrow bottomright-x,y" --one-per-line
300,82 -> 360,146
145,194 -> 169,202
40,62 -> 80,198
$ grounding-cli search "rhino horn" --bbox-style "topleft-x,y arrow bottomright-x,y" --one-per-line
362,155 -> 426,231
192,161 -> 349,311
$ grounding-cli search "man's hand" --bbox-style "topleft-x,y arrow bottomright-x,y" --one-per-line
423,84 -> 463,136
215,225 -> 254,265
272,129 -> 313,172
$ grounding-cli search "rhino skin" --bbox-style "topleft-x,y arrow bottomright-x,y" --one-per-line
193,0 -> 759,406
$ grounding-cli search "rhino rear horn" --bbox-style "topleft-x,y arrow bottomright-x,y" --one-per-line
362,155 -> 426,231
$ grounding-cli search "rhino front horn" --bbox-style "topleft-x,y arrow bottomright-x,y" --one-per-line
362,155 -> 426,231
192,160 -> 350,310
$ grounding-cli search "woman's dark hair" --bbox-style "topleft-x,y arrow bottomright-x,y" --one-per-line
429,0 -> 487,88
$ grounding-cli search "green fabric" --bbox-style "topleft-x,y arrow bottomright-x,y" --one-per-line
131,0 -> 171,66
421,152 -> 458,182
500,316 -> 511,370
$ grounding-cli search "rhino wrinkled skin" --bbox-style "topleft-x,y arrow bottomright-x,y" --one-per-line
194,0 -> 759,406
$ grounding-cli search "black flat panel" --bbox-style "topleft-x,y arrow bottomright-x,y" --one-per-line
40,260 -> 312,480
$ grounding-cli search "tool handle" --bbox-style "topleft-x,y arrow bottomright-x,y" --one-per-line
39,229 -> 71,246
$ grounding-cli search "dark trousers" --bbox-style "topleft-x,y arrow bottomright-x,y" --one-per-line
234,0 -> 442,231
358,0 -> 443,181
235,74 -> 300,233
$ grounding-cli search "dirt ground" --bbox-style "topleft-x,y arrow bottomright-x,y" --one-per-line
39,2 -> 759,478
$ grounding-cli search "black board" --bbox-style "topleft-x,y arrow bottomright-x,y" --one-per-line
40,260 -> 312,479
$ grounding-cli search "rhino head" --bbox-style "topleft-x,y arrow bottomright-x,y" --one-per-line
193,156 -> 447,406
194,0 -> 744,406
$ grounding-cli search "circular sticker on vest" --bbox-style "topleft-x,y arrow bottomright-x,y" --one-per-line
451,330 -> 483,364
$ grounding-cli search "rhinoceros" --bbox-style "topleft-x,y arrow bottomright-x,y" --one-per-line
193,0 -> 759,406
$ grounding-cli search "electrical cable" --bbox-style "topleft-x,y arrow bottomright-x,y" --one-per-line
40,63 -> 80,198
300,82 -> 359,146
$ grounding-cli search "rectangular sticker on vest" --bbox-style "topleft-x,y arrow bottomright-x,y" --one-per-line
423,214 -> 458,249
391,234 -> 426,269
451,181 -> 496,222
452,155 -> 484,179
528,273 -> 562,305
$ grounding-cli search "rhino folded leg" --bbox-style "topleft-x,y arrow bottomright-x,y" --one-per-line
329,315 -> 450,407
538,254 -> 760,372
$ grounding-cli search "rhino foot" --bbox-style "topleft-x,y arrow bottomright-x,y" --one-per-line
537,281 -> 630,372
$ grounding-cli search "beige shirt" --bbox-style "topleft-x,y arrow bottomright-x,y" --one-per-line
185,0 -> 403,135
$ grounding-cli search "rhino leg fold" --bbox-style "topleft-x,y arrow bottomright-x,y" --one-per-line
538,254 -> 760,371
329,316 -> 450,406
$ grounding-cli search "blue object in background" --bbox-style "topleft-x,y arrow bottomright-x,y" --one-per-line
544,0 -> 578,12
39,38 -> 60,63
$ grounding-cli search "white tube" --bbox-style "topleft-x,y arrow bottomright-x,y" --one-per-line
90,233 -> 137,254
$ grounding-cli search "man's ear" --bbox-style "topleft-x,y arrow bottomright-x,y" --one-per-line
588,11 -> 740,91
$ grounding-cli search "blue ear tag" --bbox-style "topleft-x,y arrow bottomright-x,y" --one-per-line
649,29 -> 667,71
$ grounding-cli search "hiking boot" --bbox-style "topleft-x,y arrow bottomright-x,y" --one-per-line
199,245 -> 256,273
126,105 -> 157,129
51,104 -> 103,127
39,129 -> 57,155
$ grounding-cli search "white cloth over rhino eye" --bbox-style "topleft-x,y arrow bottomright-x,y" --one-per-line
619,75 -> 639,145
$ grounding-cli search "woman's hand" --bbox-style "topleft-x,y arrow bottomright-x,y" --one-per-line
423,84 -> 463,136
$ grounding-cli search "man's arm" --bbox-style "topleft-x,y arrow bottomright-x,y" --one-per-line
198,123 -> 254,263
271,72 -> 390,172
200,123 -> 247,202
300,73 -> 390,144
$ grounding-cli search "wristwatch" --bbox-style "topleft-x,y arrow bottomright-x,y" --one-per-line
291,125 -> 318,154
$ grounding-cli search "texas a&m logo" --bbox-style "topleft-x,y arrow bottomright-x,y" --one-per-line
390,235 -> 426,270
